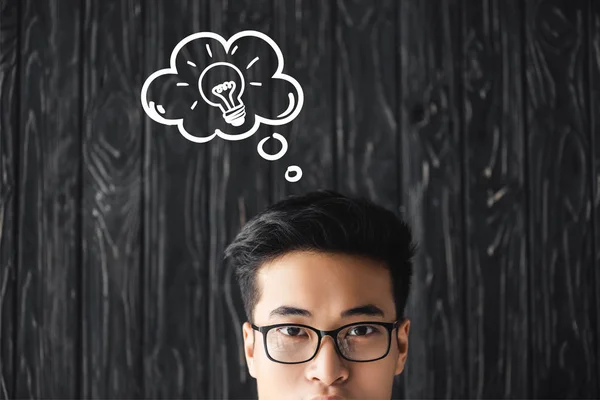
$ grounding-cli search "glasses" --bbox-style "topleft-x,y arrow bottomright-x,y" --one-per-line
251,319 -> 402,364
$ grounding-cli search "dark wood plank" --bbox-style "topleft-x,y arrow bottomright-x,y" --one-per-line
207,1 -> 272,398
525,0 -> 598,397
334,0 -> 398,211
0,0 -> 18,398
333,1 -> 402,397
271,0 -> 334,199
81,0 -> 144,397
462,0 -> 529,398
14,0 -> 81,397
590,0 -> 600,393
398,0 -> 466,398
142,1 -> 210,398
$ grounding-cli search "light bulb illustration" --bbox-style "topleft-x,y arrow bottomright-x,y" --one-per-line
198,62 -> 246,127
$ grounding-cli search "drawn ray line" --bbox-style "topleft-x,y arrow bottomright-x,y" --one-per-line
206,44 -> 213,58
246,57 -> 259,69
231,45 -> 239,55
249,82 -> 262,86
191,101 -> 198,110
187,61 -> 197,67
177,82 -> 189,87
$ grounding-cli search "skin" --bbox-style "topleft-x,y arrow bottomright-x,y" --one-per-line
242,250 -> 410,400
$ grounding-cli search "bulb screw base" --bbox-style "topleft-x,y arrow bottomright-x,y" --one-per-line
223,104 -> 246,127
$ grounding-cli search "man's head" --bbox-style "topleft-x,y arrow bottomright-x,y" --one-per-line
224,190 -> 416,400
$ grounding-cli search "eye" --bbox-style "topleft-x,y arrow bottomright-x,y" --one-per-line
347,325 -> 376,336
277,326 -> 308,337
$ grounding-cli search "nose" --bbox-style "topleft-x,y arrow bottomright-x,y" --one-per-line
305,335 -> 349,386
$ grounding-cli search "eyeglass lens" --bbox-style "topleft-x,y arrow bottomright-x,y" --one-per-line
265,323 -> 390,363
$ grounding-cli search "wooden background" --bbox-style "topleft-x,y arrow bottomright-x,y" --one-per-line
1,0 -> 599,398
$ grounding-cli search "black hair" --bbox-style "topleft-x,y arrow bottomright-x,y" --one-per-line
224,190 -> 417,323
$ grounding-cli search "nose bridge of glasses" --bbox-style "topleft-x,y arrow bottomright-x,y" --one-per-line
315,329 -> 344,355
319,328 -> 340,338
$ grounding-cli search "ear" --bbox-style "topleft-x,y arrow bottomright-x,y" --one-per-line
394,318 -> 410,375
243,322 -> 257,378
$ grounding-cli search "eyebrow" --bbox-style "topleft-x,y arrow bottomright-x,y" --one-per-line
341,304 -> 385,318
268,304 -> 385,319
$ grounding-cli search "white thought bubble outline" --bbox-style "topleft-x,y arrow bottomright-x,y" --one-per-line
140,30 -> 304,143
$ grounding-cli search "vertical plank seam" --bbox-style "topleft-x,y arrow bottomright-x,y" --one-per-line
204,2 -> 211,397
394,2 -> 404,398
394,0 -> 402,222
11,0 -> 22,397
269,0 -> 275,204
139,1 -> 146,397
520,1 -> 533,398
77,0 -> 85,397
586,0 -> 600,394
206,1 -> 214,396
331,1 -> 338,192
456,0 -> 470,397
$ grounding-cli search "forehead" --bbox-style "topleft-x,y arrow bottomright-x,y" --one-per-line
253,250 -> 396,323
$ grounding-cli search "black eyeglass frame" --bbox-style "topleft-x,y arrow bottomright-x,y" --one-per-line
251,318 -> 403,364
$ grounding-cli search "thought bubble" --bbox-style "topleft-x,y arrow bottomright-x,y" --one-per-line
141,30 -> 304,182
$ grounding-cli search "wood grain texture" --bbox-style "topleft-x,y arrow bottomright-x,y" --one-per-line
15,0 -> 81,397
81,0 -> 144,397
4,1 -> 600,398
525,0 -> 598,397
334,0 -> 398,211
398,0 -> 467,398
590,0 -> 600,392
333,1 -> 403,397
207,1 -> 272,398
142,1 -> 210,398
271,0 -> 334,199
0,0 -> 18,398
462,0 -> 529,398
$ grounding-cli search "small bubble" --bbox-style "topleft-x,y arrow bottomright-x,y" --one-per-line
285,166 -> 302,182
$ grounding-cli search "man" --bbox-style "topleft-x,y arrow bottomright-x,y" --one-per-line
225,190 -> 416,399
